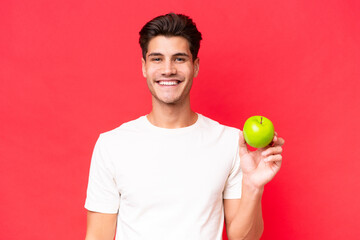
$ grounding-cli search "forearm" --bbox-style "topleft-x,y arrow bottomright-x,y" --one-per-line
226,179 -> 264,240
85,211 -> 117,240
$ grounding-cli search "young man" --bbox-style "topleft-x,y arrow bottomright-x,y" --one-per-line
85,13 -> 284,240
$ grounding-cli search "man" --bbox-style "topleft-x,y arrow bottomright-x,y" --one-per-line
85,13 -> 284,240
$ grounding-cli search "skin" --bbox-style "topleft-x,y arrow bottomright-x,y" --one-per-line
141,35 -> 200,128
85,211 -> 117,240
225,132 -> 284,240
85,35 -> 285,240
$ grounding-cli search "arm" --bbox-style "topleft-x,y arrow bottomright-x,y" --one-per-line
224,183 -> 264,240
225,131 -> 284,240
85,211 -> 117,240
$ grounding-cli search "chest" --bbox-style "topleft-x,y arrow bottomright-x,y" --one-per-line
111,133 -> 235,206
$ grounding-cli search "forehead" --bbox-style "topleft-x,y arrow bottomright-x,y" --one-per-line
147,36 -> 191,57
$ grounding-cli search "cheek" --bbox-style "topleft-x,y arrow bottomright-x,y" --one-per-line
178,66 -> 193,76
185,69 -> 195,78
145,67 -> 160,78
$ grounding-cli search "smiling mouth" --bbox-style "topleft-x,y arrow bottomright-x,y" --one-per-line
156,80 -> 181,86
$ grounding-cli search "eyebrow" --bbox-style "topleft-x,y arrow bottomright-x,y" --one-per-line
147,52 -> 190,58
173,53 -> 190,57
147,52 -> 163,57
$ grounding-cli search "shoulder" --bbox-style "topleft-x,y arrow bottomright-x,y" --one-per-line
97,115 -> 147,146
198,114 -> 240,148
199,114 -> 240,136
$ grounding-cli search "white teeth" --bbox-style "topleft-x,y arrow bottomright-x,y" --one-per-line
158,81 -> 178,86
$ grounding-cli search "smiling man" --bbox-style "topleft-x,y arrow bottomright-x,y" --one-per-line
85,13 -> 284,240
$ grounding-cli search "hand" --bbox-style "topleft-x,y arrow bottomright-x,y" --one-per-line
239,131 -> 285,190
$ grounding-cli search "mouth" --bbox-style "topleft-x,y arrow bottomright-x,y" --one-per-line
156,79 -> 182,86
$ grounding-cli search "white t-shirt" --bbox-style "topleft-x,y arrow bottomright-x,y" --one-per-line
85,113 -> 242,240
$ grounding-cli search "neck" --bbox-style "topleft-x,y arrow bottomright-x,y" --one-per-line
147,97 -> 197,129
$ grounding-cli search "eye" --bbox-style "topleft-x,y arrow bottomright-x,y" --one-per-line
175,57 -> 186,62
150,57 -> 161,62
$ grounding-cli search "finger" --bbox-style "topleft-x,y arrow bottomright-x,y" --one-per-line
275,137 -> 285,146
268,132 -> 278,147
270,135 -> 284,147
265,159 -> 282,172
238,131 -> 249,156
264,154 -> 282,163
262,146 -> 283,157
271,136 -> 277,147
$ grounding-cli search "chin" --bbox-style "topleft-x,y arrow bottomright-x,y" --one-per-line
160,99 -> 181,105
155,96 -> 183,105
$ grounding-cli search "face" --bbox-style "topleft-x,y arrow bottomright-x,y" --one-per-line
142,36 -> 199,105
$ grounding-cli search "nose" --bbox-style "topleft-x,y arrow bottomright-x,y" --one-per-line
162,60 -> 177,76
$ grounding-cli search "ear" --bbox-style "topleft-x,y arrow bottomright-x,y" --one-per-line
193,58 -> 200,78
141,58 -> 146,78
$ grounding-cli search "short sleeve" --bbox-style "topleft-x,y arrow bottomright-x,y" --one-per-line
223,141 -> 243,199
84,134 -> 120,213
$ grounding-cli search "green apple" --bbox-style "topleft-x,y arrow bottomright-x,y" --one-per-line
243,116 -> 275,148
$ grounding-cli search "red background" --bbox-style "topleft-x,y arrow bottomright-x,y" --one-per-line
1,0 -> 360,239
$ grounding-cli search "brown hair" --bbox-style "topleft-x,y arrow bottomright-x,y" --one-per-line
139,13 -> 202,61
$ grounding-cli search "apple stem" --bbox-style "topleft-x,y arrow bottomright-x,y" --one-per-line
260,117 -> 263,124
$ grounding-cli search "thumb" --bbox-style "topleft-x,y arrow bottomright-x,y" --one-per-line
238,131 -> 249,156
